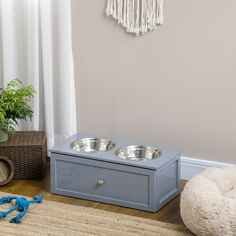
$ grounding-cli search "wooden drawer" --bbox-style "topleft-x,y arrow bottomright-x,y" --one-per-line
51,153 -> 156,211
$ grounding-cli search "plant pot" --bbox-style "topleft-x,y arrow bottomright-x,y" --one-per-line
0,129 -> 8,143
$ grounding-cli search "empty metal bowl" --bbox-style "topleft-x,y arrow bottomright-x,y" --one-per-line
71,138 -> 115,153
115,145 -> 161,161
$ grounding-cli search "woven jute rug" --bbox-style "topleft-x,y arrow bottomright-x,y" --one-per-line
0,192 -> 193,236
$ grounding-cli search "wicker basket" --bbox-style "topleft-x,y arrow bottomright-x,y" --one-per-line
0,131 -> 47,179
0,156 -> 15,185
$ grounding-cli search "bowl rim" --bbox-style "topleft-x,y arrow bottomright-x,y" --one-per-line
115,145 -> 161,160
70,137 -> 116,152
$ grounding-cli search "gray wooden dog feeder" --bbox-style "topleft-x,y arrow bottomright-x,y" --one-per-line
50,133 -> 181,212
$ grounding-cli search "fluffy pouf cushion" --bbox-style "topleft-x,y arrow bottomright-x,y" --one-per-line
180,166 -> 236,236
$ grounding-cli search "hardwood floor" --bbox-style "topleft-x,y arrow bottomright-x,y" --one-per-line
0,161 -> 186,226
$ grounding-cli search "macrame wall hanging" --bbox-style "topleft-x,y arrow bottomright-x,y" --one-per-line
106,0 -> 164,36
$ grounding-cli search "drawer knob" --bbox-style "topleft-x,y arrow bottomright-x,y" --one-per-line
96,180 -> 105,186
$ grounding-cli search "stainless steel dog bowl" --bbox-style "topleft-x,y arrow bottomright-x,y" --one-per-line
71,138 -> 115,153
115,145 -> 161,161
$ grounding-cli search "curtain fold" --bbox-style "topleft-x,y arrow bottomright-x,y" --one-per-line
0,0 -> 77,148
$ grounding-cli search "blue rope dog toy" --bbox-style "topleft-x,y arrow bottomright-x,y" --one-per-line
0,193 -> 45,223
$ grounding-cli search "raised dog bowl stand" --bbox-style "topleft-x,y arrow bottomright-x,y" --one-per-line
50,133 -> 181,212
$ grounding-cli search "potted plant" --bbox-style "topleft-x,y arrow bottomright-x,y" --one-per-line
0,79 -> 36,143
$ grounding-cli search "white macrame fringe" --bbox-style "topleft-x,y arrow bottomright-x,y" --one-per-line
106,0 -> 163,35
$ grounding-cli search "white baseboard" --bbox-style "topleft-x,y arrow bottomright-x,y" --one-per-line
181,156 -> 232,180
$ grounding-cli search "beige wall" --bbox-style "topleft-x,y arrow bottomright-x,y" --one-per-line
71,0 -> 236,163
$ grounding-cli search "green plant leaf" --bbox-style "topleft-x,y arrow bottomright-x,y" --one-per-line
0,79 -> 36,134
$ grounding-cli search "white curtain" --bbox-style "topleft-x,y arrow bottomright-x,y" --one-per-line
0,0 -> 77,148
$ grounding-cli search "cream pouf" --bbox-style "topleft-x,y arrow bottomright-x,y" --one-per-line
180,166 -> 236,236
